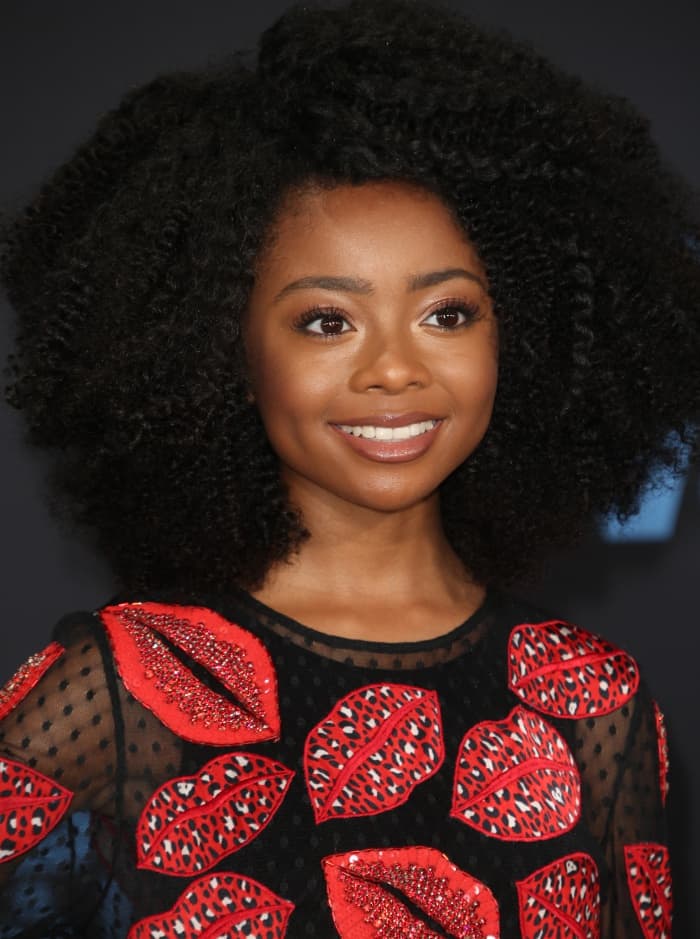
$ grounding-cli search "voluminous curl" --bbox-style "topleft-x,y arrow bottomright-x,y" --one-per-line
3,0 -> 700,593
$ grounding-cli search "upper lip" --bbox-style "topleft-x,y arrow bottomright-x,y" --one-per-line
331,412 -> 443,427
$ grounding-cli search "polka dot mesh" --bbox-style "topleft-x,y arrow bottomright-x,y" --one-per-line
0,590 -> 668,937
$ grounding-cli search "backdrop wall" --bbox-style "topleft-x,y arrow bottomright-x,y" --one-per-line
1,1 -> 698,932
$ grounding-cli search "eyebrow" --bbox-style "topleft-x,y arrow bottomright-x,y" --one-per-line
409,267 -> 487,292
273,275 -> 373,302
272,267 -> 486,303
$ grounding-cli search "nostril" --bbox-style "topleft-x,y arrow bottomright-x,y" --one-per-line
351,354 -> 431,394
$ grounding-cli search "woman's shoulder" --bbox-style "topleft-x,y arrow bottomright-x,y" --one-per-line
0,597 -> 197,864
492,590 -> 667,805
0,589 -> 251,707
1,607 -> 110,729
493,588 -> 645,721
0,606 -> 120,871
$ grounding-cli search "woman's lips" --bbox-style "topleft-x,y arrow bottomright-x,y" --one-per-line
330,419 -> 444,463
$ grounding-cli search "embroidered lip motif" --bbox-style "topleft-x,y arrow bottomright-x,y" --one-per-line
508,620 -> 639,718
624,843 -> 672,939
0,758 -> 73,863
137,751 -> 294,875
0,642 -> 64,722
99,602 -> 280,746
304,683 -> 444,823
516,852 -> 600,939
652,702 -> 670,807
127,872 -> 294,939
451,705 -> 581,841
323,845 -> 499,939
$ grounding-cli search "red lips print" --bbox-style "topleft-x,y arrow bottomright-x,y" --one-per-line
508,620 -> 639,718
0,641 -> 64,721
451,705 -> 581,841
624,843 -> 672,939
99,602 -> 280,746
304,683 -> 444,823
127,872 -> 294,939
323,846 -> 499,939
516,853 -> 600,938
137,751 -> 294,875
0,757 -> 73,863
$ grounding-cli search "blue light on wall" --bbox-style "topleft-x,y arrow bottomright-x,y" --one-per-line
604,235 -> 699,542
600,431 -> 694,543
601,468 -> 688,542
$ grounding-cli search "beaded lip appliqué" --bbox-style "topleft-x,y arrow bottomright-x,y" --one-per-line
652,702 -> 670,807
323,845 -> 499,939
99,602 -> 280,746
304,683 -> 444,823
508,620 -> 639,719
0,641 -> 64,722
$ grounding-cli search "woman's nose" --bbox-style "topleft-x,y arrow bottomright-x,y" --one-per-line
348,327 -> 432,394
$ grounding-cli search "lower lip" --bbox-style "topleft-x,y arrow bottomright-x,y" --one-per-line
329,421 -> 444,463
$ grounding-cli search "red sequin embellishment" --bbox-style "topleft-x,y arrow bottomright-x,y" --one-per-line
127,871 -> 294,938
508,619 -> 639,718
0,642 -> 64,721
624,843 -> 672,939
304,683 -> 444,823
451,705 -> 581,841
99,602 -> 280,746
0,757 -> 73,863
323,846 -> 499,939
516,853 -> 600,938
653,701 -> 670,807
137,751 -> 294,875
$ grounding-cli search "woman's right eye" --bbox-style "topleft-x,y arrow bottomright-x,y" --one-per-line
293,308 -> 352,337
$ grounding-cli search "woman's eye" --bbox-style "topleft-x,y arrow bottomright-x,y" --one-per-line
422,302 -> 479,329
295,309 -> 352,336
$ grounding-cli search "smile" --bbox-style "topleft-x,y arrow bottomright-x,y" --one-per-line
335,419 -> 439,441
330,418 -> 444,463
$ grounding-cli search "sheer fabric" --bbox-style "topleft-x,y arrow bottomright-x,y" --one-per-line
0,588 -> 670,938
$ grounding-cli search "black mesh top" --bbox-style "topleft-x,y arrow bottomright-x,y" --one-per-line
0,586 -> 671,939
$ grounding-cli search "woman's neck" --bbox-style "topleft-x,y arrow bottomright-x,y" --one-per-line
247,488 -> 485,642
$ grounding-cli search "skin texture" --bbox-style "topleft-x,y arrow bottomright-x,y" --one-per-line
243,181 -> 499,640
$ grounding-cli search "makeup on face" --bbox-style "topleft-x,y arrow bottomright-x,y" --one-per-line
244,180 -> 499,516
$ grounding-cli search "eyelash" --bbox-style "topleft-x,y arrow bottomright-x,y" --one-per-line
292,299 -> 482,338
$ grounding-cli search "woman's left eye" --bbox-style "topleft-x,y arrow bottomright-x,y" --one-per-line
293,307 -> 352,336
422,301 -> 480,329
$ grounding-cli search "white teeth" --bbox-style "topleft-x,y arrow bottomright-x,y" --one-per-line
337,420 -> 438,441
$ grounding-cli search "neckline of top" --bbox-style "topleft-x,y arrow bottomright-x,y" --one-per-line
230,583 -> 502,656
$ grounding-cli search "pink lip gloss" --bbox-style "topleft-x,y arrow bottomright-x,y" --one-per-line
329,420 -> 443,463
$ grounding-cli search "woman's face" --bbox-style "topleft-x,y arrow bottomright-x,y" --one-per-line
244,181 -> 499,516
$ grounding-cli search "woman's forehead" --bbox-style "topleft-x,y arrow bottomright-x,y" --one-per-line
255,180 -> 486,287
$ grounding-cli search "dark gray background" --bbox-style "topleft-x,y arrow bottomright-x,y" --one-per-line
1,1 -> 698,932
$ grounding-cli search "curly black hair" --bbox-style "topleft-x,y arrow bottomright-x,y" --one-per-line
2,0 -> 699,595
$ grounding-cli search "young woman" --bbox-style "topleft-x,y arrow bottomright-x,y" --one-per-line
1,1 -> 698,937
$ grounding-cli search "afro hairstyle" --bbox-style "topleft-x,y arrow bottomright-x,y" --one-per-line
2,0 -> 700,593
